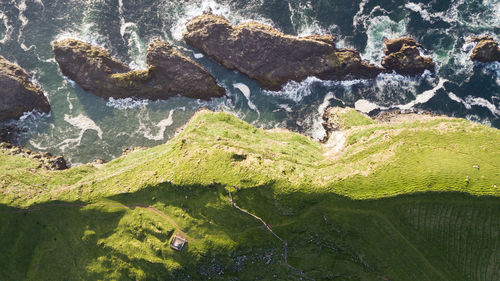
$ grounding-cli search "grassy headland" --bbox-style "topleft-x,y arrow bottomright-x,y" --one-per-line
1,109 -> 499,280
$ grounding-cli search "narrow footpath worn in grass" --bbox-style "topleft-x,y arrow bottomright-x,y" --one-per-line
0,110 -> 499,280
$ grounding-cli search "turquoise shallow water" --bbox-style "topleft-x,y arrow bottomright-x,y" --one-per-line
0,0 -> 499,165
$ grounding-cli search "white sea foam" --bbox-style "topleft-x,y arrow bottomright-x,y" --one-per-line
170,0 -> 232,41
66,93 -> 74,111
404,2 -> 449,23
309,92 -> 336,140
353,0 -> 370,28
118,0 -> 146,69
288,0 -> 337,36
464,96 -> 500,117
233,83 -> 259,117
58,114 -> 103,150
462,41 -> 477,53
193,52 -> 204,59
398,78 -> 447,110
106,97 -> 150,109
0,11 -> 13,44
278,104 -> 293,113
465,114 -> 493,126
18,109 -> 51,122
264,77 -> 332,103
142,110 -> 175,141
29,139 -> 49,151
354,99 -> 382,113
448,92 -> 472,109
63,114 -> 103,139
482,61 -> 500,86
170,0 -> 274,41
362,15 -> 408,64
447,92 -> 499,116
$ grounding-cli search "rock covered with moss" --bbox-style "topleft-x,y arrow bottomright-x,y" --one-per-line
183,13 -> 383,90
53,39 -> 224,100
0,142 -> 68,170
381,37 -> 435,75
0,56 -> 50,122
322,107 -> 375,132
469,36 -> 500,63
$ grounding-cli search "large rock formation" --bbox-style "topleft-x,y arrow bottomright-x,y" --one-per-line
53,39 -> 225,100
0,56 -> 51,122
381,37 -> 435,75
469,36 -> 500,63
183,13 -> 383,90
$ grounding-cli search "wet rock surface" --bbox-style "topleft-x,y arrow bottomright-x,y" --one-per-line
0,142 -> 68,170
0,125 -> 23,144
0,56 -> 51,122
381,37 -> 435,75
53,39 -> 224,100
469,36 -> 500,63
183,13 -> 383,90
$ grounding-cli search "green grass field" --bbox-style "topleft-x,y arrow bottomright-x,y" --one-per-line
1,110 -> 499,280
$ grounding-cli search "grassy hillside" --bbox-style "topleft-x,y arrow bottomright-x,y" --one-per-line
0,110 -> 499,280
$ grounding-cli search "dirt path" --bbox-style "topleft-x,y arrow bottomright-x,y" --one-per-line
227,190 -> 312,280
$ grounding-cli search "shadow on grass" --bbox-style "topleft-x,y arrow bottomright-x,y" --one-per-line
1,183 -> 499,280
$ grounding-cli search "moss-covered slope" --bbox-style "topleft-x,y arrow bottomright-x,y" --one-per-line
0,110 -> 499,280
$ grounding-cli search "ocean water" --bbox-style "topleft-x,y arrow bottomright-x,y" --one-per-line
0,0 -> 499,165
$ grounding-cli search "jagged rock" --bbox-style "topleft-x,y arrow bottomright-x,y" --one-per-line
0,125 -> 20,143
53,39 -> 224,100
469,36 -> 500,63
381,37 -> 435,75
0,142 -> 68,170
0,56 -> 51,122
183,13 -> 383,90
122,146 -> 145,156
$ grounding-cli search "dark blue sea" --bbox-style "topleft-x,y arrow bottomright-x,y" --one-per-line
0,0 -> 499,164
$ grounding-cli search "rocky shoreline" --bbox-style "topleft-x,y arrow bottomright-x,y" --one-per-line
1,12 -> 498,167
0,142 -> 68,170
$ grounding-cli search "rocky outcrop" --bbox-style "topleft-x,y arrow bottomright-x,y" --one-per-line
381,37 -> 435,75
0,56 -> 51,122
469,36 -> 500,63
0,142 -> 68,170
53,39 -> 224,100
183,13 -> 383,90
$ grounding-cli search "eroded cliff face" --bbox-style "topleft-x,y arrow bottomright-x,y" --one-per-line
0,56 -> 50,122
381,37 -> 435,75
469,36 -> 500,63
53,39 -> 225,100
183,13 -> 383,90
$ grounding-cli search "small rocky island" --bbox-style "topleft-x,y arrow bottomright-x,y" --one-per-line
183,13 -> 384,90
469,36 -> 500,63
53,39 -> 225,100
381,37 -> 435,75
0,56 -> 51,122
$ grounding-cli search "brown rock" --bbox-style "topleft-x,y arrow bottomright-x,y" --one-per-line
469,36 -> 500,63
0,142 -> 68,170
0,56 -> 51,122
383,37 -> 422,55
381,37 -> 435,75
53,39 -> 224,100
183,13 -> 383,90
